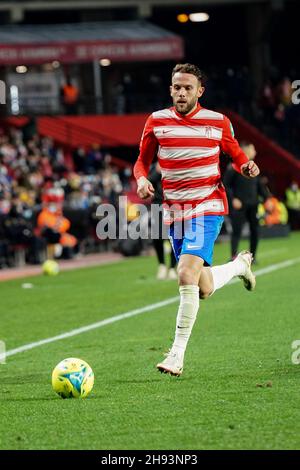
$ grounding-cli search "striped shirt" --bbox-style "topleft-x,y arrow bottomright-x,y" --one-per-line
134,103 -> 248,223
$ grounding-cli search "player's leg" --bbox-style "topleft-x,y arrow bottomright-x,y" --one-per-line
157,253 -> 203,376
156,215 -> 256,376
199,251 -> 256,298
157,218 -> 202,376
198,214 -> 256,298
198,266 -> 214,299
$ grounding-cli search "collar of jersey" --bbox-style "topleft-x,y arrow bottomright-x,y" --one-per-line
173,102 -> 202,120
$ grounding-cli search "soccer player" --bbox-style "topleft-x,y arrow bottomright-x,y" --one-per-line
133,63 -> 260,376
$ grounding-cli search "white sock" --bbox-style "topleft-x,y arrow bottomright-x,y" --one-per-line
210,258 -> 245,293
172,285 -> 200,356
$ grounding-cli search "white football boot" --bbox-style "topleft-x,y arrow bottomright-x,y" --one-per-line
156,349 -> 184,377
236,250 -> 256,291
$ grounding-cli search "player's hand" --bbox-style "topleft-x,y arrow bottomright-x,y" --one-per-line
232,198 -> 242,210
241,160 -> 260,178
137,176 -> 155,199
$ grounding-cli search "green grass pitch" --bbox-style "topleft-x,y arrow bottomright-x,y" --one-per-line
1,233 -> 300,450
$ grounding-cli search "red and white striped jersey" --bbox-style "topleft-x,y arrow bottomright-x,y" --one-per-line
134,103 -> 249,223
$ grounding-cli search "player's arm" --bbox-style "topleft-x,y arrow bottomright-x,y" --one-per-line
221,116 -> 260,178
133,115 -> 158,199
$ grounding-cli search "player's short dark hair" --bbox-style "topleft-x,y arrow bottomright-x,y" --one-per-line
172,63 -> 205,85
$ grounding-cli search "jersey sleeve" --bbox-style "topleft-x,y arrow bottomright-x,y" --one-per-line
220,116 -> 249,174
133,115 -> 158,181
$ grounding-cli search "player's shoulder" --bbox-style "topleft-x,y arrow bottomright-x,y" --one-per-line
193,107 -> 225,121
196,108 -> 234,136
151,108 -> 178,120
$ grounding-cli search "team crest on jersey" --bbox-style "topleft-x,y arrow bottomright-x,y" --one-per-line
205,126 -> 212,138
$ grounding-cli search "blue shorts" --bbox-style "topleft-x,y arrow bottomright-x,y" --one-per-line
169,215 -> 224,266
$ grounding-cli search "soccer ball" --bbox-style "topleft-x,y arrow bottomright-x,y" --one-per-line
52,357 -> 94,399
42,259 -> 59,276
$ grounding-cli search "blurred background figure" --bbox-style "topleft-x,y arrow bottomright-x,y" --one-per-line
3,195 -> 45,265
285,181 -> 300,230
61,78 -> 79,115
258,195 -> 288,226
224,142 -> 269,263
37,187 -> 78,260
148,162 -> 177,280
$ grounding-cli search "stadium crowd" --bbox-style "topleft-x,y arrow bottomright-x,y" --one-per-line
0,126 -> 127,268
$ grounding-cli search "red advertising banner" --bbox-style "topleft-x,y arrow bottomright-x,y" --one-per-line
0,37 -> 184,65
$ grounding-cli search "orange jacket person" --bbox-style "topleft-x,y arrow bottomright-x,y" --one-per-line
37,207 -> 77,248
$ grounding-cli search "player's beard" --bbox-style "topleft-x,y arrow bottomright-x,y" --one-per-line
175,96 -> 198,115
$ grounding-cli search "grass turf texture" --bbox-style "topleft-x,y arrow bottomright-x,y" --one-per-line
1,233 -> 300,450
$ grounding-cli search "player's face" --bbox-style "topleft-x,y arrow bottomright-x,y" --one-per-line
170,72 -> 204,115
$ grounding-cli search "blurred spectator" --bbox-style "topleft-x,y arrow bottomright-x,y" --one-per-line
224,142 -> 269,263
73,146 -> 86,173
276,77 -> 293,107
3,198 -> 45,264
37,188 -> 78,259
22,117 -> 37,142
101,167 -> 123,205
61,78 -> 79,115
40,155 -> 53,179
85,143 -> 104,173
0,186 -> 12,215
258,196 -> 288,226
285,181 -> 300,230
0,161 -> 11,191
119,167 -> 132,191
66,173 -> 91,210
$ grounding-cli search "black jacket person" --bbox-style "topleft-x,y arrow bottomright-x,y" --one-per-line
224,142 -> 269,261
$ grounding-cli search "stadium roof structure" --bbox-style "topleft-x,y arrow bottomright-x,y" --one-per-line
0,20 -> 184,65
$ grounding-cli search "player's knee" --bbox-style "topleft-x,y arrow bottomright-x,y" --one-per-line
178,265 -> 200,285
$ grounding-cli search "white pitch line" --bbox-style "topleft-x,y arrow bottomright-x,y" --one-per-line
3,257 -> 300,360
4,297 -> 179,359
256,248 -> 287,258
